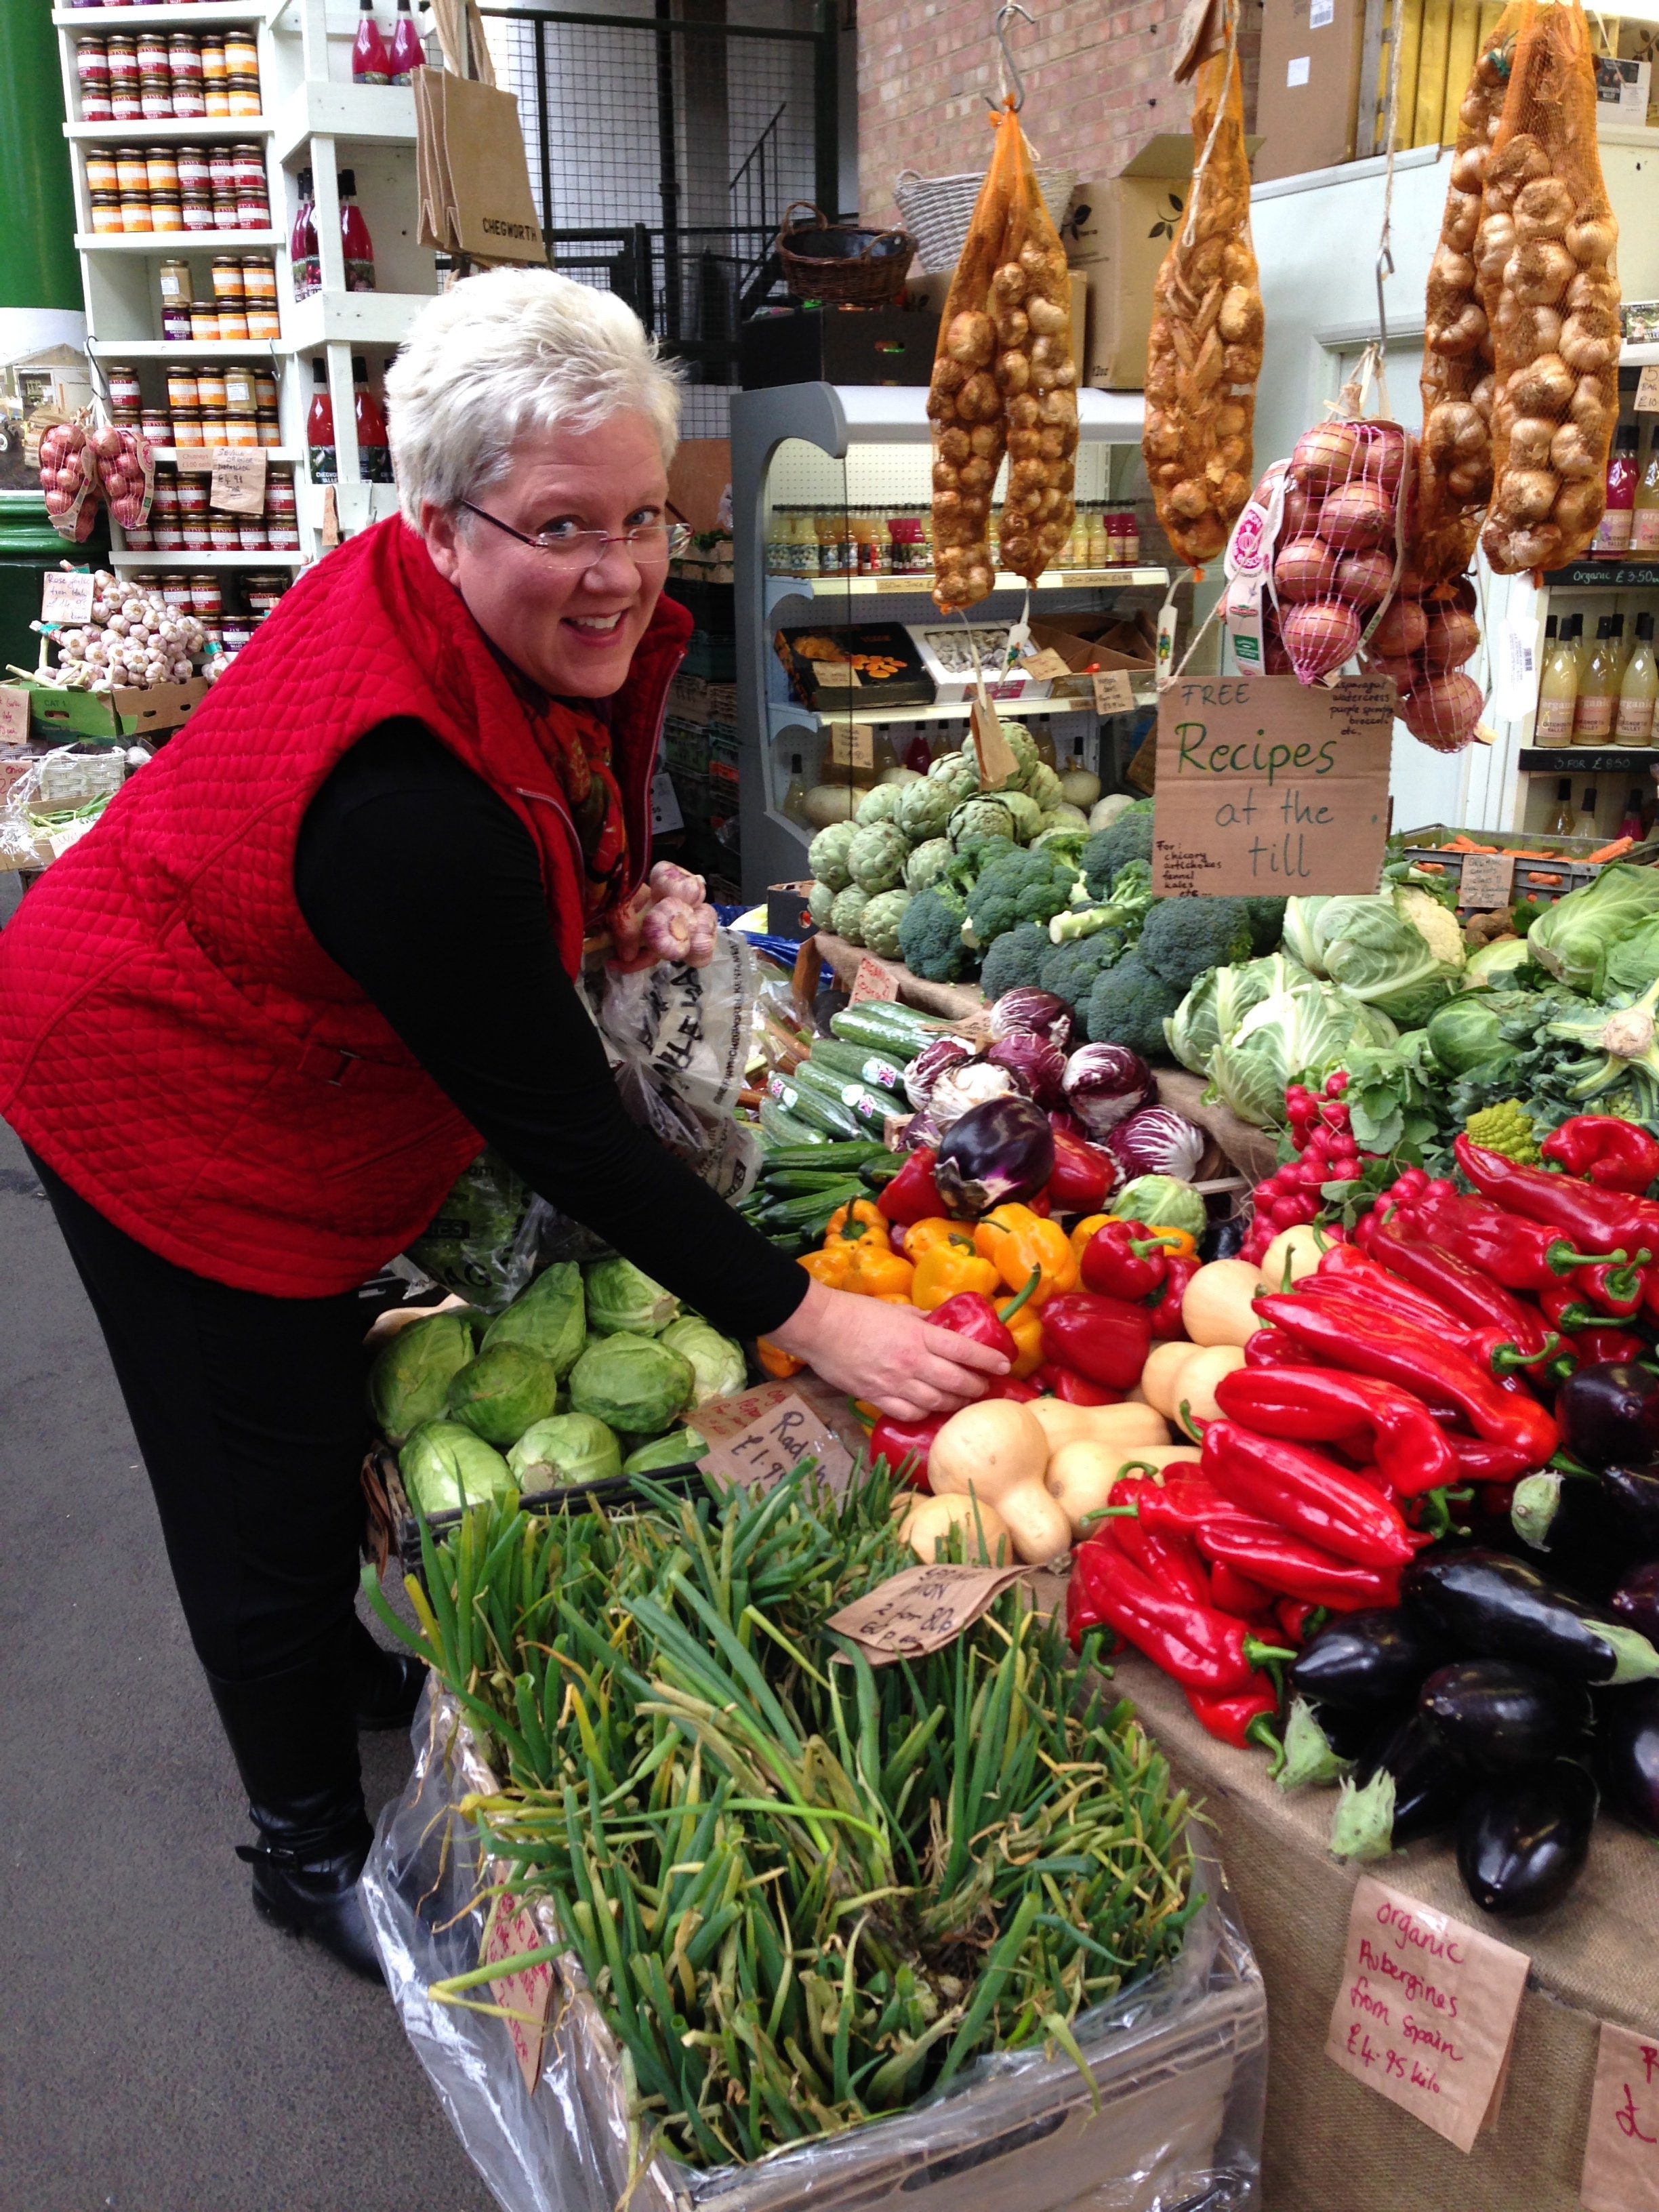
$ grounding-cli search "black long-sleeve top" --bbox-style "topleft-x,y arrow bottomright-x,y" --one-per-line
292,719 -> 807,1339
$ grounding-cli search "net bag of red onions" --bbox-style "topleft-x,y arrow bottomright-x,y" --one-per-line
90,427 -> 154,536
38,424 -> 101,545
1261,416 -> 1412,684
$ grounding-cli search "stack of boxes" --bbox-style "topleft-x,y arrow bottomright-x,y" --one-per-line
661,668 -> 741,899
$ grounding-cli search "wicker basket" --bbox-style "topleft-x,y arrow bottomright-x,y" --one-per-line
895,166 -> 1078,274
773,202 -> 915,305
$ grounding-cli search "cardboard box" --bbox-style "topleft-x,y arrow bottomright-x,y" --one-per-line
1027,616 -> 1155,701
1063,148 -> 1191,391
1254,0 -> 1366,183
767,880 -> 817,942
906,620 -> 1052,705
26,676 -> 207,741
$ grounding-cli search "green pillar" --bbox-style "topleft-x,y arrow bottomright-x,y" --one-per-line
0,0 -> 79,312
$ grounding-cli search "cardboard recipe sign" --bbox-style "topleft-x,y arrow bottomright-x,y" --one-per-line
1151,672 -> 1393,897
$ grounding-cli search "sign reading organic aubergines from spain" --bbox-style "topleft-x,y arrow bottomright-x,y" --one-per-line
1151,672 -> 1394,898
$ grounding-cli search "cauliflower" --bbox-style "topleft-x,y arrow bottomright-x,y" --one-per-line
807,821 -> 857,894
830,886 -> 872,943
1397,884 -> 1467,967
904,836 -> 954,893
859,888 -> 914,960
848,820 -> 910,895
897,779 -> 954,844
948,797 -> 1017,850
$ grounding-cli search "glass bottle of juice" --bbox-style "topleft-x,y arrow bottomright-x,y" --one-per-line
1580,784 -> 1601,836
1593,424 -> 1640,558
1617,611 -> 1659,745
1631,426 -> 1659,557
352,355 -> 391,482
1535,615 -> 1578,743
780,752 -> 809,826
289,167 -> 319,299
1542,777 -> 1577,836
350,0 -> 390,85
306,358 -> 336,484
1612,611 -> 1631,676
337,169 -> 376,291
850,510 -> 878,577
386,0 -> 424,84
1574,616 -> 1619,741
1086,506 -> 1109,571
1620,785 -> 1648,841
813,508 -> 840,576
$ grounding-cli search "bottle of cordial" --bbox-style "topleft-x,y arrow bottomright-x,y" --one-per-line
1617,612 -> 1658,745
1593,425 -> 1641,559
1535,614 -> 1578,743
337,169 -> 376,291
1574,616 -> 1620,741
290,167 -> 319,298
387,0 -> 424,85
1631,426 -> 1659,558
351,0 -> 390,85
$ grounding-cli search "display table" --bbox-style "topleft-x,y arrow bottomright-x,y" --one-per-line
1119,1654 -> 1659,2211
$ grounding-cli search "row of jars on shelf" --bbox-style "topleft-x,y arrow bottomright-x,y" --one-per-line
150,251 -> 281,342
75,30 -> 259,123
764,503 -> 1145,580
87,142 -> 270,234
108,360 -> 279,415
123,467 -> 300,554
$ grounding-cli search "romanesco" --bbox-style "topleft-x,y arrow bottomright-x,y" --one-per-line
1463,1101 -> 1540,1164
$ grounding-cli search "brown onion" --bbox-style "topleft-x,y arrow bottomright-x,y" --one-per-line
1419,607 -> 1481,672
1293,421 -> 1363,491
1282,599 -> 1363,678
1366,651 -> 1422,689
1318,483 -> 1395,552
1368,597 -> 1429,656
1401,672 -> 1483,743
1274,536 -> 1342,601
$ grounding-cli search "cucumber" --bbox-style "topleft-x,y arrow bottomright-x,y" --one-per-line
808,1040 -> 911,1095
828,1005 -> 941,1056
765,1071 -> 863,1142
762,1140 -> 889,1171
759,1097 -> 831,1149
789,1059 -> 886,1129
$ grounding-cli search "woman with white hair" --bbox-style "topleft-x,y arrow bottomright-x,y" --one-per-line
0,270 -> 1004,1982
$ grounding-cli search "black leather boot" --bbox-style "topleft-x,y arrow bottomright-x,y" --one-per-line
205,1650 -> 384,1984
350,1614 -> 428,1732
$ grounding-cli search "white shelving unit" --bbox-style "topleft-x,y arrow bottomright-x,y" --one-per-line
53,0 -> 438,581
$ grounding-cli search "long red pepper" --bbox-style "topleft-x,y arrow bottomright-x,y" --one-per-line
1359,1214 -> 1559,1364
1208,1559 -> 1275,1618
1309,1245 -> 1465,1336
1065,1539 -> 1291,1692
1374,1182 -> 1622,1298
1185,1679 -> 1282,1752
1214,1364 -> 1458,1498
1201,1420 -> 1421,1567
1111,1513 -> 1212,1610
1031,1362 -> 1123,1406
1149,1255 -> 1200,1340
1191,1513 -> 1402,1612
1456,1134 -> 1659,1251
1244,1326 -> 1311,1370
1252,1290 -> 1559,1473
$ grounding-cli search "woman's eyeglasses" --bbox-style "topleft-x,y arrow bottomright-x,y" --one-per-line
460,500 -> 691,572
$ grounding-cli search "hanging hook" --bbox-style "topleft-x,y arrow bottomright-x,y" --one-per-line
1375,239 -> 1393,353
985,1 -> 1034,110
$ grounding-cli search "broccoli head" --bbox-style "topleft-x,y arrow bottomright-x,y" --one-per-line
1243,896 -> 1287,956
1086,953 -> 1186,1059
964,848 -> 1082,948
942,835 -> 1017,898
1080,808 -> 1155,899
1040,928 -> 1124,1011
1105,857 -> 1155,935
979,922 -> 1053,1001
898,884 -> 974,983
1137,897 -> 1255,994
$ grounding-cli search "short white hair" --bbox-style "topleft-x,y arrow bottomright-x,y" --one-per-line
385,266 -> 682,527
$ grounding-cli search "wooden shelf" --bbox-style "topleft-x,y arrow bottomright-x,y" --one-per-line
77,230 -> 281,253
54,2 -> 266,22
1542,562 -> 1659,588
146,448 -> 300,468
768,693 -> 1119,730
278,290 -> 435,350
270,82 -> 416,165
766,566 -> 1170,599
67,117 -> 272,142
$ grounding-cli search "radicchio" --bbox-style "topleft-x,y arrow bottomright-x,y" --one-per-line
985,1031 -> 1069,1107
1061,1044 -> 1156,1136
989,989 -> 1073,1053
1105,1105 -> 1207,1183
903,1034 -> 975,1113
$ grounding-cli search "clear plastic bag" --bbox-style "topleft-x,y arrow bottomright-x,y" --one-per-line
362,1687 -> 1269,2212
407,1149 -> 548,1315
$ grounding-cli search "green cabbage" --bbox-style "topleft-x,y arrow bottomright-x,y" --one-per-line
1462,935 -> 1533,989
659,1317 -> 746,1406
398,1418 -> 516,1516
1282,892 -> 1465,1028
1603,912 -> 1659,997
1115,1174 -> 1206,1241
445,1344 -> 561,1447
586,1258 -> 678,1336
1208,981 -> 1397,1127
368,1309 -> 476,1446
507,1412 -> 621,1489
1164,952 -> 1313,1075
481,1261 -> 586,1378
1528,864 -> 1659,999
621,1427 -> 707,1475
569,1333 -> 695,1434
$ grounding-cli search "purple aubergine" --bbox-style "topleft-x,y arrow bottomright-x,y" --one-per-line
1556,1361 -> 1659,1473
934,1094 -> 1055,1218
1455,1761 -> 1597,1916
1332,1710 -> 1469,1859
1418,1660 -> 1591,1775
1402,1549 -> 1659,1685
1595,1681 -> 1659,1837
1602,1463 -> 1659,1547
1611,1561 -> 1659,1641
1291,1607 -> 1451,1711
1509,1473 -> 1626,1600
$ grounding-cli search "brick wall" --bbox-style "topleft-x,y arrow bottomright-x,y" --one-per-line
857,0 -> 1261,230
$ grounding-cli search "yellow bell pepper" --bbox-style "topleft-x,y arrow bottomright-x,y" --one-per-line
903,1216 -> 970,1261
825,1199 -> 890,1249
912,1241 -> 1001,1311
756,1336 -> 804,1379
972,1204 -> 1078,1307
998,1295 -> 1046,1378
1069,1213 -> 1113,1269
799,1245 -> 853,1290
845,1243 -> 915,1300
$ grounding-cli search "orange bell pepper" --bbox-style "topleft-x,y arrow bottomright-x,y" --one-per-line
972,1204 -> 1078,1307
1069,1213 -> 1113,1269
846,1243 -> 915,1300
799,1245 -> 854,1290
912,1238 -> 1001,1312
825,1199 -> 890,1249
756,1337 -> 804,1379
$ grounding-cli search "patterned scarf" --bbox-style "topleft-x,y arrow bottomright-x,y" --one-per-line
508,672 -> 630,922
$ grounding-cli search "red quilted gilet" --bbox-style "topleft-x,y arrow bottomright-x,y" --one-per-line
0,517 -> 691,1295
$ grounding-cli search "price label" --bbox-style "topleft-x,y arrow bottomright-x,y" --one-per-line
850,956 -> 899,1003
0,687 -> 30,746
1092,668 -> 1138,715
40,570 -> 94,625
1635,363 -> 1659,414
813,660 -> 862,689
650,769 -> 683,835
1458,849 -> 1516,909
826,1563 -> 1029,1664
1157,600 -> 1179,683
209,446 -> 266,516
1580,2021 -> 1659,2212
1018,647 -> 1072,681
482,1893 -> 556,2096
827,723 -> 876,770
970,687 -> 1019,787
1325,1875 -> 1529,2153
696,1382 -> 855,1495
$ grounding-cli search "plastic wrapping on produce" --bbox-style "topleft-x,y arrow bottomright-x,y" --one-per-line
409,1148 -> 549,1315
0,744 -> 127,872
363,1687 -> 1269,2212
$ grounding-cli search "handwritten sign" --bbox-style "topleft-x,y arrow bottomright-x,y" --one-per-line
827,722 -> 875,771
40,569 -> 94,624
209,446 -> 266,516
483,1893 -> 556,2096
1582,2022 -> 1659,2211
850,956 -> 899,1004
1019,647 -> 1072,682
1152,672 -> 1393,897
1092,668 -> 1138,716
1325,1875 -> 1530,2153
0,687 -> 30,746
1459,849 -> 1516,910
1636,363 -> 1659,415
825,1562 -> 1029,1663
696,1382 -> 855,1494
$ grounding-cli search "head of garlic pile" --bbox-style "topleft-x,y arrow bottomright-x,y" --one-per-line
51,571 -> 205,693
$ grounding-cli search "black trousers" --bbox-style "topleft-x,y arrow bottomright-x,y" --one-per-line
31,1149 -> 371,1692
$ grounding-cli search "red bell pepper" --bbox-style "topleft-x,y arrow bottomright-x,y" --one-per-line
1275,1597 -> 1325,1645
869,1412 -> 946,1489
1080,1218 -> 1179,1302
1046,1126 -> 1113,1215
1185,1678 -> 1282,1752
1208,1559 -> 1275,1618
1253,1290 -> 1559,1477
1039,1290 -> 1153,1391
1213,1364 -> 1458,1498
1201,1420 -> 1422,1568
1149,1254 -> 1199,1339
1361,1213 -> 1559,1366
1540,1115 -> 1659,1197
983,1374 -> 1042,1401
1561,1324 -> 1650,1368
877,1146 -> 945,1226
926,1265 -> 1041,1366
1190,1511 -> 1403,1612
1065,1538 -> 1292,1692
1112,1513 -> 1211,1610
1031,1361 -> 1123,1406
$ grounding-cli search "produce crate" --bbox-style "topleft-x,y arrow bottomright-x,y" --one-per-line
682,629 -> 737,683
24,674 -> 207,741
1399,823 -> 1659,909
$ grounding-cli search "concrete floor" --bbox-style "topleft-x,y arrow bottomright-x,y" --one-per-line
0,884 -> 496,2212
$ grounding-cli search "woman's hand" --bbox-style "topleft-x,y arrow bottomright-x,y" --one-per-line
768,1279 -> 1008,1422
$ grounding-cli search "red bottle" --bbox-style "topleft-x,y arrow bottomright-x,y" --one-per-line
386,0 -> 424,85
289,165 -> 319,299
337,168 -> 376,291
352,356 -> 392,484
1594,423 -> 1641,558
307,359 -> 336,485
350,0 -> 390,85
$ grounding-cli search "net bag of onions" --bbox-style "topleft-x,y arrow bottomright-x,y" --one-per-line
1363,571 -> 1486,751
1269,415 -> 1412,684
927,103 -> 1078,613
1414,5 -> 1521,588
1475,0 -> 1619,573
38,424 -> 102,545
1143,31 -> 1263,571
91,426 -> 154,535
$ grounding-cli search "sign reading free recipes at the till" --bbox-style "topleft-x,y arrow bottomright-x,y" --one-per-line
1152,672 -> 1394,897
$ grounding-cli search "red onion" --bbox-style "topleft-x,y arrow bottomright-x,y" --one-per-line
903,1034 -> 975,1112
986,1031 -> 1068,1107
1105,1105 -> 1206,1183
988,988 -> 1073,1053
1061,1044 -> 1155,1136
